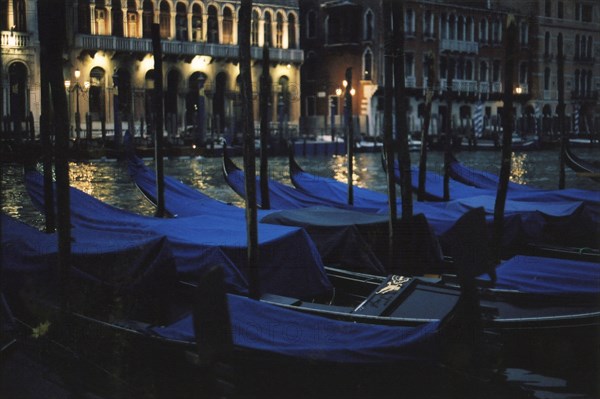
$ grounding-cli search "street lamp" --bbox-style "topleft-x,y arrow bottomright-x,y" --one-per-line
64,69 -> 89,140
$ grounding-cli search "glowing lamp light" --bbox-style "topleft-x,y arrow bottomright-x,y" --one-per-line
335,88 -> 342,96
64,80 -> 71,89
342,80 -> 348,88
350,88 -> 356,96
74,69 -> 81,79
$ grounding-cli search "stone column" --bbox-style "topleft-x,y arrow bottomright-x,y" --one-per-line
90,4 -> 96,35
105,6 -> 112,36
258,19 -> 264,47
232,13 -> 238,44
170,11 -> 176,39
137,10 -> 143,38
122,7 -> 128,37
187,12 -> 193,42
218,15 -> 224,43
282,21 -> 288,49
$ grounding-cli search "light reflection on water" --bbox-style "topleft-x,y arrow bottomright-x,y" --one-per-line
2,149 -> 598,230
1,149 -> 598,398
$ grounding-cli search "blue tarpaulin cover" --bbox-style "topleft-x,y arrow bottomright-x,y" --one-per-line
152,293 -> 444,364
1,213 -> 178,320
480,255 -> 600,295
129,156 -> 386,273
24,171 -> 332,299
0,213 -> 447,365
289,161 -> 597,248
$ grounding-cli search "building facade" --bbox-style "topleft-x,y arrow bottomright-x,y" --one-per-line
298,0 -> 599,141
1,0 -> 303,143
1,0 -> 598,143
1,0 -> 41,137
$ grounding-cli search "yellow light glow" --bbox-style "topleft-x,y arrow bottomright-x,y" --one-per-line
335,88 -> 342,96
64,80 -> 71,89
191,55 -> 212,70
350,88 -> 356,96
74,69 -> 81,79
342,80 -> 348,88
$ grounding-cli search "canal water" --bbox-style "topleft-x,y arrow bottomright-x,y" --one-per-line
1,148 -> 599,398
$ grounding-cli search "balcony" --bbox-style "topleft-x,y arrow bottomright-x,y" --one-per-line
439,79 -> 478,94
74,34 -> 304,64
440,39 -> 478,54
1,30 -> 30,48
543,90 -> 557,100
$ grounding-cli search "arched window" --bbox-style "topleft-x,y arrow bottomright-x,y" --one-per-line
440,13 -> 447,40
112,0 -> 124,37
480,61 -> 488,81
519,62 -> 528,84
492,18 -> 500,43
78,2 -> 91,34
223,7 -> 233,44
465,60 -> 473,80
13,0 -> 26,31
575,35 -> 580,59
89,67 -> 106,119
306,10 -> 316,38
544,31 -> 550,55
423,10 -> 433,38
405,8 -> 415,36
586,70 -> 592,96
142,0 -> 153,39
587,36 -> 592,58
493,60 -> 501,82
364,9 -> 374,41
192,4 -> 202,42
466,17 -> 474,41
207,5 -> 218,43
574,69 -> 580,93
457,16 -> 464,41
127,0 -> 138,38
264,11 -> 272,46
544,67 -> 550,90
95,0 -> 108,35
580,70 -> 586,94
580,35 -> 586,59
275,12 -> 284,48
520,21 -> 528,45
176,2 -> 187,41
8,62 -> 28,121
448,14 -> 455,40
363,48 -> 372,80
116,68 -> 131,117
288,13 -> 297,48
557,32 -> 563,55
159,1 -> 170,39
479,18 -> 488,43
251,10 -> 259,46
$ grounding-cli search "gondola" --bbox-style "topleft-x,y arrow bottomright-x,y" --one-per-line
288,151 -> 597,252
22,169 -> 600,346
1,213 -> 492,397
564,143 -> 600,182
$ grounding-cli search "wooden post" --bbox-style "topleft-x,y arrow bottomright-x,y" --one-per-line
443,61 -> 455,201
392,1 -> 412,219
418,53 -> 436,202
492,16 -> 518,269
151,24 -> 166,218
40,0 -> 71,307
344,67 -> 354,205
557,33 -> 566,190
40,69 -> 55,234
382,0 -> 397,269
239,0 -> 260,299
259,44 -> 271,209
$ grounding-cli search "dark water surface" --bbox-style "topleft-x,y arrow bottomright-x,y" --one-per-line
1,148 -> 599,398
